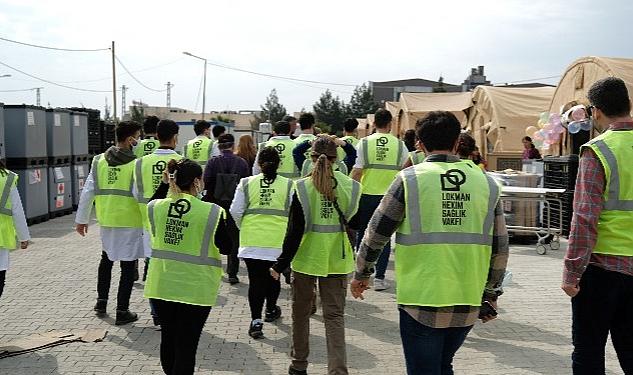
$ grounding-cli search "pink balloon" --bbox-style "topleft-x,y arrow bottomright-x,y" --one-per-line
571,107 -> 586,121
554,123 -> 565,134
549,113 -> 561,124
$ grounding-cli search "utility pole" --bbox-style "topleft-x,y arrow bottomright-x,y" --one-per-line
183,52 -> 207,120
121,85 -> 127,117
166,81 -> 174,108
111,41 -> 118,123
35,87 -> 43,106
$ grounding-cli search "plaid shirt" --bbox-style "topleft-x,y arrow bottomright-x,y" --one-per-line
354,155 -> 509,328
563,121 -> 633,285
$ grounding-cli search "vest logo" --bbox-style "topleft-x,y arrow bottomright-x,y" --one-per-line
375,137 -> 389,162
376,137 -> 388,147
260,179 -> 271,189
144,142 -> 156,153
440,169 -> 467,192
153,160 -> 167,175
168,198 -> 192,219
194,140 -> 203,148
274,144 -> 286,153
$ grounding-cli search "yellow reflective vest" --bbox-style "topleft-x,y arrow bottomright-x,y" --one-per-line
292,171 -> 361,276
92,154 -> 142,228
395,160 -> 500,307
261,138 -> 299,178
359,133 -> 405,195
0,171 -> 18,249
184,137 -> 214,166
134,137 -> 160,158
144,195 -> 224,306
583,129 -> 633,256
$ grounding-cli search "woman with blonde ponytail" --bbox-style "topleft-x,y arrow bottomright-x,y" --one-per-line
271,136 -> 362,375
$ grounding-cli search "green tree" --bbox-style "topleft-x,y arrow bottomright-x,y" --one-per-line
433,76 -> 447,93
347,83 -> 380,118
313,90 -> 346,134
251,89 -> 287,128
130,105 -> 144,124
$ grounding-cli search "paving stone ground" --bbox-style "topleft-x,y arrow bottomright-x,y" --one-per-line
0,214 -> 626,374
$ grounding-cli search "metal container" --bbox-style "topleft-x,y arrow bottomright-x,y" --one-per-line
14,166 -> 49,221
3,105 -> 47,159
71,161 -> 90,208
45,109 -> 72,160
69,111 -> 89,156
48,165 -> 73,214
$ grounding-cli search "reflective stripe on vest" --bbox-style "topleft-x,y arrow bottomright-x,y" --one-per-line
0,173 -> 15,216
590,138 -> 633,211
396,166 -> 499,246
409,151 -> 423,166
92,155 -> 135,198
242,177 -> 293,217
147,200 -> 222,268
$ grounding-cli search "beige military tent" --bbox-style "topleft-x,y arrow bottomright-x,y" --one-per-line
467,86 -> 555,158
549,56 -> 633,113
397,92 -> 473,133
385,101 -> 401,136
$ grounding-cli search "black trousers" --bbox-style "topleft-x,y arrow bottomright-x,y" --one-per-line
0,270 -> 5,299
244,258 -> 281,320
572,265 -> 633,374
225,215 -> 240,278
96,251 -> 135,311
151,299 -> 211,375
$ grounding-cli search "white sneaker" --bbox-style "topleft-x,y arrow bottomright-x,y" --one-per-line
373,278 -> 389,291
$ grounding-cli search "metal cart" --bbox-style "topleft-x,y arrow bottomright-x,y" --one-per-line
500,186 -> 566,255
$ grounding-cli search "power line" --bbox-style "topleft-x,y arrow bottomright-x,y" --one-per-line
0,36 -> 109,52
493,75 -> 561,85
0,88 -> 39,92
0,59 -> 114,93
115,55 -> 166,92
205,60 -> 357,87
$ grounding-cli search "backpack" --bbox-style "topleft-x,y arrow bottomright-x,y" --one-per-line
213,158 -> 240,203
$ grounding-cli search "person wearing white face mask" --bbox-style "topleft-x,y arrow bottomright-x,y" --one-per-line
75,121 -> 145,325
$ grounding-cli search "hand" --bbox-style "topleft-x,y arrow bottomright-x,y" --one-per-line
270,268 -> 280,281
20,241 -> 29,250
75,223 -> 88,237
561,282 -> 580,298
480,300 -> 498,323
332,137 -> 346,147
350,279 -> 370,300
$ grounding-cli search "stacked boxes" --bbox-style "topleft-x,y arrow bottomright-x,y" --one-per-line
66,110 -> 91,209
45,109 -> 73,216
4,105 -> 49,224
543,155 -> 579,237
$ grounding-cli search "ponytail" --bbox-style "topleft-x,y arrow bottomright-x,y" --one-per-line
167,159 -> 202,195
311,154 -> 336,202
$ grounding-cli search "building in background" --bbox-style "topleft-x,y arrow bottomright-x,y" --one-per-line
369,78 -> 462,105
461,66 -> 491,91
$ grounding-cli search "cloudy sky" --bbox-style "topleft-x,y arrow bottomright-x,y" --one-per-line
0,0 -> 631,116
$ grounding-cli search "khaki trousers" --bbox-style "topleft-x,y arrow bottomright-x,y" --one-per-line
291,271 -> 348,375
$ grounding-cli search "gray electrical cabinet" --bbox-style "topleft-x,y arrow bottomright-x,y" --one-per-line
71,161 -> 90,209
0,103 -> 5,161
45,109 -> 72,162
3,105 -> 47,159
48,165 -> 73,215
15,166 -> 49,223
70,111 -> 88,156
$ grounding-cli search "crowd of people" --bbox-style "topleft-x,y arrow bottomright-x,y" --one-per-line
0,77 -> 630,375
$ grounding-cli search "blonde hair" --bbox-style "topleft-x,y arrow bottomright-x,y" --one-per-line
309,136 -> 338,202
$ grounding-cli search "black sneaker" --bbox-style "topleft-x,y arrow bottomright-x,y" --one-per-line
227,276 -> 240,285
115,310 -> 139,326
264,306 -> 282,322
94,299 -> 107,315
288,366 -> 307,375
152,316 -> 161,326
248,320 -> 264,339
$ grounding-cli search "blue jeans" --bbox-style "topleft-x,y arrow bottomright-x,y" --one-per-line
356,194 -> 391,280
572,265 -> 633,374
399,309 -> 472,375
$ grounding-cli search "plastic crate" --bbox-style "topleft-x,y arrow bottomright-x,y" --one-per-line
543,156 -> 579,190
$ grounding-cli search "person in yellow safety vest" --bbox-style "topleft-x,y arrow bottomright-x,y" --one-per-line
229,147 -> 293,339
0,161 -> 30,300
271,136 -> 362,375
294,113 -> 317,157
254,120 -> 298,178
336,118 -> 361,165
351,111 -> 508,375
133,119 -> 182,325
183,120 -> 214,167
134,115 -> 161,158
561,77 -> 633,374
75,121 -> 145,326
144,158 -> 231,375
295,135 -> 356,178
350,108 -> 408,291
